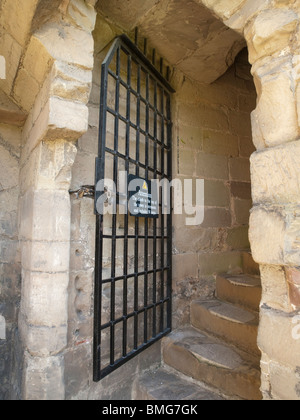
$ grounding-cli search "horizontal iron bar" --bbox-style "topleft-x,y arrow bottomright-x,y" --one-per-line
101,266 -> 171,284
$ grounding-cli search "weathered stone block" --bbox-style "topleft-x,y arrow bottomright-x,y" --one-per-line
251,57 -> 298,148
260,264 -> 289,312
245,8 -> 298,63
172,253 -> 198,282
19,189 -> 71,241
233,198 -> 252,225
258,306 -> 300,370
229,157 -> 251,182
203,130 -> 239,157
231,182 -> 251,200
23,353 -> 65,400
202,207 -> 231,228
204,180 -> 230,207
21,240 -> 70,273
35,22 -> 95,70
250,205 -> 300,266
249,206 -> 285,265
67,0 -> 97,32
269,361 -> 300,400
251,141 -> 300,205
198,251 -> 242,276
20,315 -> 67,357
195,152 -> 229,180
20,271 -> 69,327
227,226 -> 250,250
23,35 -> 53,85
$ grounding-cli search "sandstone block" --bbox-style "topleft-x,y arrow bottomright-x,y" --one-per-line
204,180 -> 230,207
269,361 -> 300,400
20,315 -> 67,357
172,253 -> 198,282
35,22 -> 95,70
251,57 -> 298,148
203,130 -> 239,157
23,353 -> 64,400
234,198 -> 252,225
227,226 -> 250,250
21,240 -> 70,273
1,0 -> 39,47
251,140 -> 300,205
249,206 -> 285,265
19,189 -> 71,242
20,271 -> 69,327
51,61 -> 93,104
201,0 -> 261,25
67,0 -> 97,32
195,152 -> 229,180
0,90 -> 27,127
23,36 -> 53,85
260,264 -> 289,312
245,8 -> 298,63
198,251 -> 242,276
258,306 -> 300,369
229,157 -> 251,182
202,207 -> 231,228
250,205 -> 300,266
0,144 -> 19,190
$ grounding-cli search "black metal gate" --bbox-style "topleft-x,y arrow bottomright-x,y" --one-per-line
93,35 -> 174,381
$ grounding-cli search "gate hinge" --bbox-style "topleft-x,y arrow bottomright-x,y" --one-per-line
69,185 -> 95,199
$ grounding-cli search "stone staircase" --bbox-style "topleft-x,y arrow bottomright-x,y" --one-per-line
135,252 -> 262,400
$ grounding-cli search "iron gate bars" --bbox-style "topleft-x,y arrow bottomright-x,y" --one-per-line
93,35 -> 174,381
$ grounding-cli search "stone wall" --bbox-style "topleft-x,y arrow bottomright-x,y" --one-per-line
172,49 -> 256,327
0,123 -> 21,399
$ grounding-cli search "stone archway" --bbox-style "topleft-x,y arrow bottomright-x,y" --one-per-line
2,0 -> 300,400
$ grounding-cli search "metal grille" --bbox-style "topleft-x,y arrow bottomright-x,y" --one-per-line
93,35 -> 174,381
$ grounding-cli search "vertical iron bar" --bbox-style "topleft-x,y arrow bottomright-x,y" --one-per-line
110,46 -> 121,365
144,71 -> 150,343
166,92 -> 172,331
93,59 -> 109,381
160,88 -> 165,333
152,49 -> 156,66
152,79 -> 158,338
134,62 -> 141,350
122,51 -> 131,357
144,38 -> 148,57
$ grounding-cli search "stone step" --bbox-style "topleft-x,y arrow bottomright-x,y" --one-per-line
191,299 -> 260,358
162,328 -> 261,400
242,251 -> 260,276
135,367 -> 225,400
216,273 -> 262,311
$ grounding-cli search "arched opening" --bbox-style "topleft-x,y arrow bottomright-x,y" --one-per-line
2,0 -> 300,401
67,1 -> 259,400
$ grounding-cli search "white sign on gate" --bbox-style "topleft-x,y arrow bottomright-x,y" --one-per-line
0,56 -> 6,79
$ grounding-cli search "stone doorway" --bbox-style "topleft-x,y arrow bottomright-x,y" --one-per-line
1,0 -> 300,401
